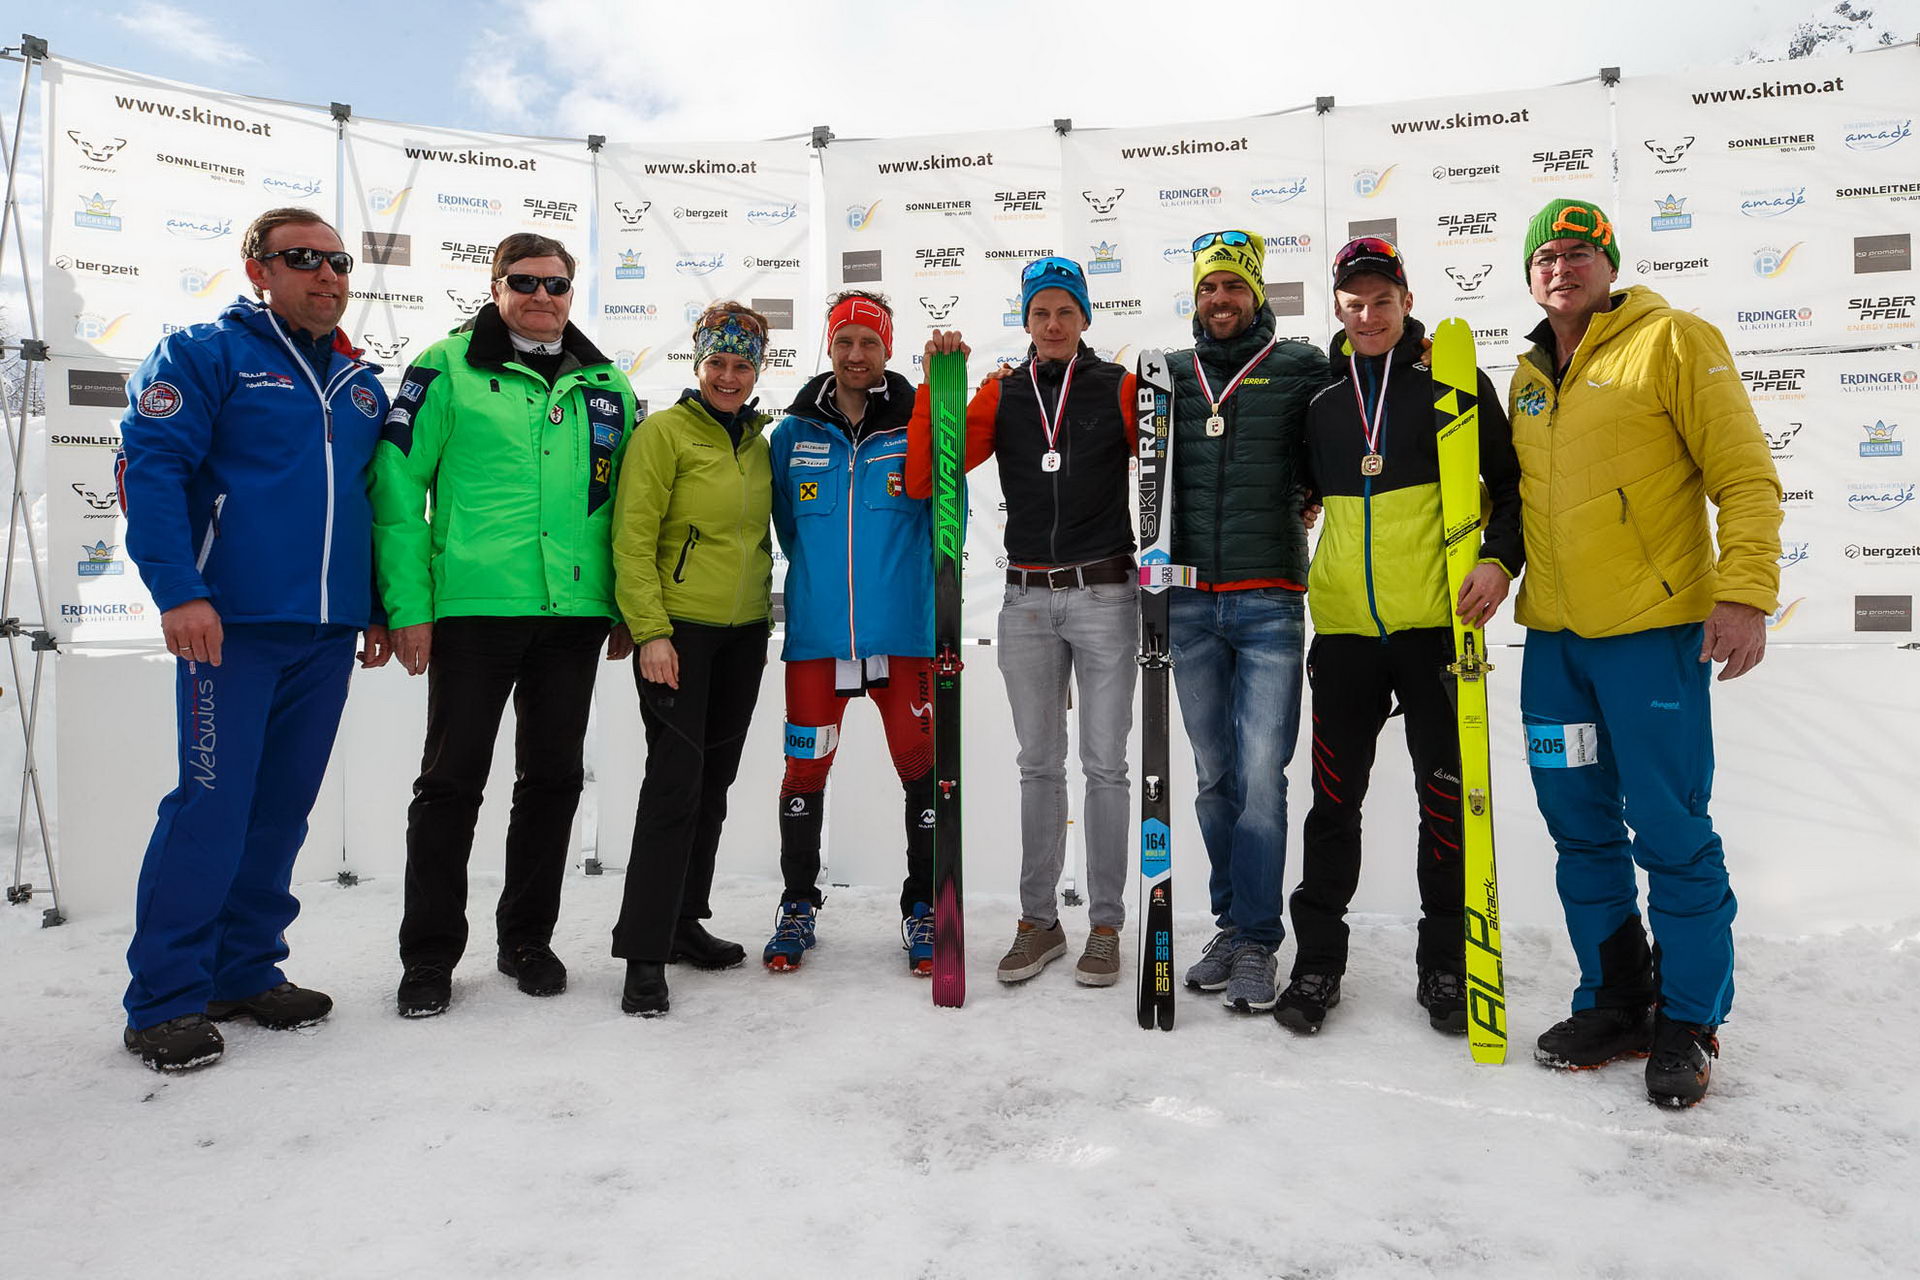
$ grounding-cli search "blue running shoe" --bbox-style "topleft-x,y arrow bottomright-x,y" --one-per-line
903,902 -> 935,977
763,900 -> 818,972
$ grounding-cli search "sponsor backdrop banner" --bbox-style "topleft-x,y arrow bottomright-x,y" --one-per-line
43,59 -> 339,643
1618,49 -> 1920,352
1322,82 -> 1614,369
594,138 -> 813,414
340,116 -> 595,387
1741,350 -> 1920,640
1061,109 -> 1329,362
820,128 -> 1067,635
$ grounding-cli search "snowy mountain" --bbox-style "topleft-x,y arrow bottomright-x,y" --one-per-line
1738,0 -> 1919,61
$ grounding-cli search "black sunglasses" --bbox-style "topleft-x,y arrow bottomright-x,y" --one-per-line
258,246 -> 353,273
1192,230 -> 1252,253
502,274 -> 573,296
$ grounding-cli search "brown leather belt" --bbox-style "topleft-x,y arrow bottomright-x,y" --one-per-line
1006,555 -> 1135,590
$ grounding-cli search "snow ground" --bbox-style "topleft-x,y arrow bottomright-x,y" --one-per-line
3,873 -> 1917,1280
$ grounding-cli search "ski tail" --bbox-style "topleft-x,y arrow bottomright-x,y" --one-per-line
1432,317 -> 1506,1064
928,350 -> 969,1009
1134,348 -> 1184,1031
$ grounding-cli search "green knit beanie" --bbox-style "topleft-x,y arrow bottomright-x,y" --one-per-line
1523,199 -> 1620,273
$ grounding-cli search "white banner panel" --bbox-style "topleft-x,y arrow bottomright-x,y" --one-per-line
339,116 -> 594,386
1323,80 -> 1614,368
820,128 -> 1067,634
594,138 -> 814,413
1742,350 -> 1920,642
1618,50 -> 1920,351
1061,110 -> 1329,360
42,59 -> 338,644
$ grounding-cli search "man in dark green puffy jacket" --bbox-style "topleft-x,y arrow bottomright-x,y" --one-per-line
369,232 -> 638,1019
1165,230 -> 1328,1015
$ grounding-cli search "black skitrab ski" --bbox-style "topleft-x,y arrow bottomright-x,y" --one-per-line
928,350 -> 968,1008
1134,349 -> 1189,1030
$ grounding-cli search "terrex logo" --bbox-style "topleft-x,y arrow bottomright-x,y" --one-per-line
1644,137 -> 1695,166
67,132 -> 128,163
919,296 -> 959,321
613,200 -> 651,226
1081,188 -> 1124,215
1446,265 -> 1493,292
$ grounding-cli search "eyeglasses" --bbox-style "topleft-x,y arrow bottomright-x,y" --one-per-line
257,247 -> 353,273
1021,257 -> 1082,283
1335,237 -> 1400,268
501,274 -> 573,295
1529,246 -> 1601,274
1192,230 -> 1252,253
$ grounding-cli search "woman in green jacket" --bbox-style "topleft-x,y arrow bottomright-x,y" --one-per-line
609,302 -> 775,1016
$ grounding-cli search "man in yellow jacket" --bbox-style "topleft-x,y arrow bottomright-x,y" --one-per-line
1510,200 -> 1782,1108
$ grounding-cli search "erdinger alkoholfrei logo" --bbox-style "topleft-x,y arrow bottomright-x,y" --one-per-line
67,131 -> 128,164
363,336 -> 410,364
1446,265 -> 1493,293
615,250 -> 646,280
1353,167 -> 1395,198
1644,136 -> 1695,166
1651,194 -> 1692,232
1862,421 -> 1903,456
1081,188 -> 1124,216
1088,241 -> 1122,275
919,296 -> 959,322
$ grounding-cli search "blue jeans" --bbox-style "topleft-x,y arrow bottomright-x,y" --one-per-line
1170,588 -> 1306,949
1521,624 -> 1737,1027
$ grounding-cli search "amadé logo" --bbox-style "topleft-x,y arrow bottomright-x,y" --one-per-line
1251,178 -> 1308,204
1739,186 -> 1807,218
1844,119 -> 1911,151
1847,481 -> 1915,512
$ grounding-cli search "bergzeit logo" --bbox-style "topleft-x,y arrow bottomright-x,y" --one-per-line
1429,165 -> 1497,185
674,205 -> 729,221
1844,542 -> 1920,559
1635,255 -> 1711,277
54,255 -> 139,279
741,255 -> 801,272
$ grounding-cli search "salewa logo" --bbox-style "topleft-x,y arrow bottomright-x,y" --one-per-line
1586,377 -> 1613,388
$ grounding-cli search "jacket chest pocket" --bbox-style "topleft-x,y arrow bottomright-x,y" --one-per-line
859,451 -> 913,513
789,457 -> 842,516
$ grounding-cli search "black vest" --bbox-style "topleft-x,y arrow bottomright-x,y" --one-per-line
993,346 -> 1135,567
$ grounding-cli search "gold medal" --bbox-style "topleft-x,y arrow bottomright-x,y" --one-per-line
1361,453 -> 1384,476
1205,414 -> 1225,436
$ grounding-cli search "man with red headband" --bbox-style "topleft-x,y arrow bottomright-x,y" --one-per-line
1277,237 -> 1522,1037
761,291 -> 940,975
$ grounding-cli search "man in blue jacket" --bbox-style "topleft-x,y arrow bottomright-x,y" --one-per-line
116,207 -> 391,1071
761,292 -> 937,974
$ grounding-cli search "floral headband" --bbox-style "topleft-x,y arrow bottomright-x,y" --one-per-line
693,313 -> 766,371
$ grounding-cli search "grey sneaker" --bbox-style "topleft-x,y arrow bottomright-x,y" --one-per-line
1184,928 -> 1238,991
996,919 -> 1068,983
1221,943 -> 1279,1012
1074,927 -> 1122,987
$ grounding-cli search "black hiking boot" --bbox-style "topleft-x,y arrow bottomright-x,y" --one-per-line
1534,1005 -> 1654,1069
1273,973 -> 1342,1034
669,919 -> 746,970
206,981 -> 332,1030
1415,968 -> 1469,1035
124,1014 -> 224,1072
497,942 -> 567,997
1646,1013 -> 1719,1108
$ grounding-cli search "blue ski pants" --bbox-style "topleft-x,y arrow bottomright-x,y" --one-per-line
1520,624 -> 1737,1027
124,623 -> 356,1028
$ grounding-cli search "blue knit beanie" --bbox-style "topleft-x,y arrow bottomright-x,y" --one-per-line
1019,256 -> 1092,327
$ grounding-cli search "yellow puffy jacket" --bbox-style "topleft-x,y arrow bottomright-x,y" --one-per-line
1507,287 -> 1781,638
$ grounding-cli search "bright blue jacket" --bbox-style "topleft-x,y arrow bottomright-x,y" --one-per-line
117,297 -> 388,627
771,371 -> 932,661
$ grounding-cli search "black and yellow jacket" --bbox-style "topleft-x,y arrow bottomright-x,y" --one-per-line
1303,317 -> 1522,637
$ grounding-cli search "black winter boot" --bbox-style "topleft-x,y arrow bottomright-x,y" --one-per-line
1646,1013 -> 1719,1108
622,962 -> 670,1017
669,919 -> 746,970
1534,1005 -> 1654,1069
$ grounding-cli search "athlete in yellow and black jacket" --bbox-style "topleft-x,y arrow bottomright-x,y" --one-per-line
1277,237 -> 1521,1037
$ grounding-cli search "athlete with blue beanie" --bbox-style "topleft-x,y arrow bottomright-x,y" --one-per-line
117,207 -> 391,1071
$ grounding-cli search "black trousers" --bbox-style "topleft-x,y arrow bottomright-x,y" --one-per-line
1292,628 -> 1465,978
610,620 -> 768,962
398,615 -> 610,967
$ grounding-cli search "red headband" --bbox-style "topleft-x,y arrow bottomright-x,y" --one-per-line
827,296 -> 893,358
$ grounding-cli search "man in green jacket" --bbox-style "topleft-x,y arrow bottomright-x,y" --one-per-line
370,232 -> 638,1018
1167,230 -> 1329,1015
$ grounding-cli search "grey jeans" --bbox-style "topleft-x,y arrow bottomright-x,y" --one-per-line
997,578 -> 1139,929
